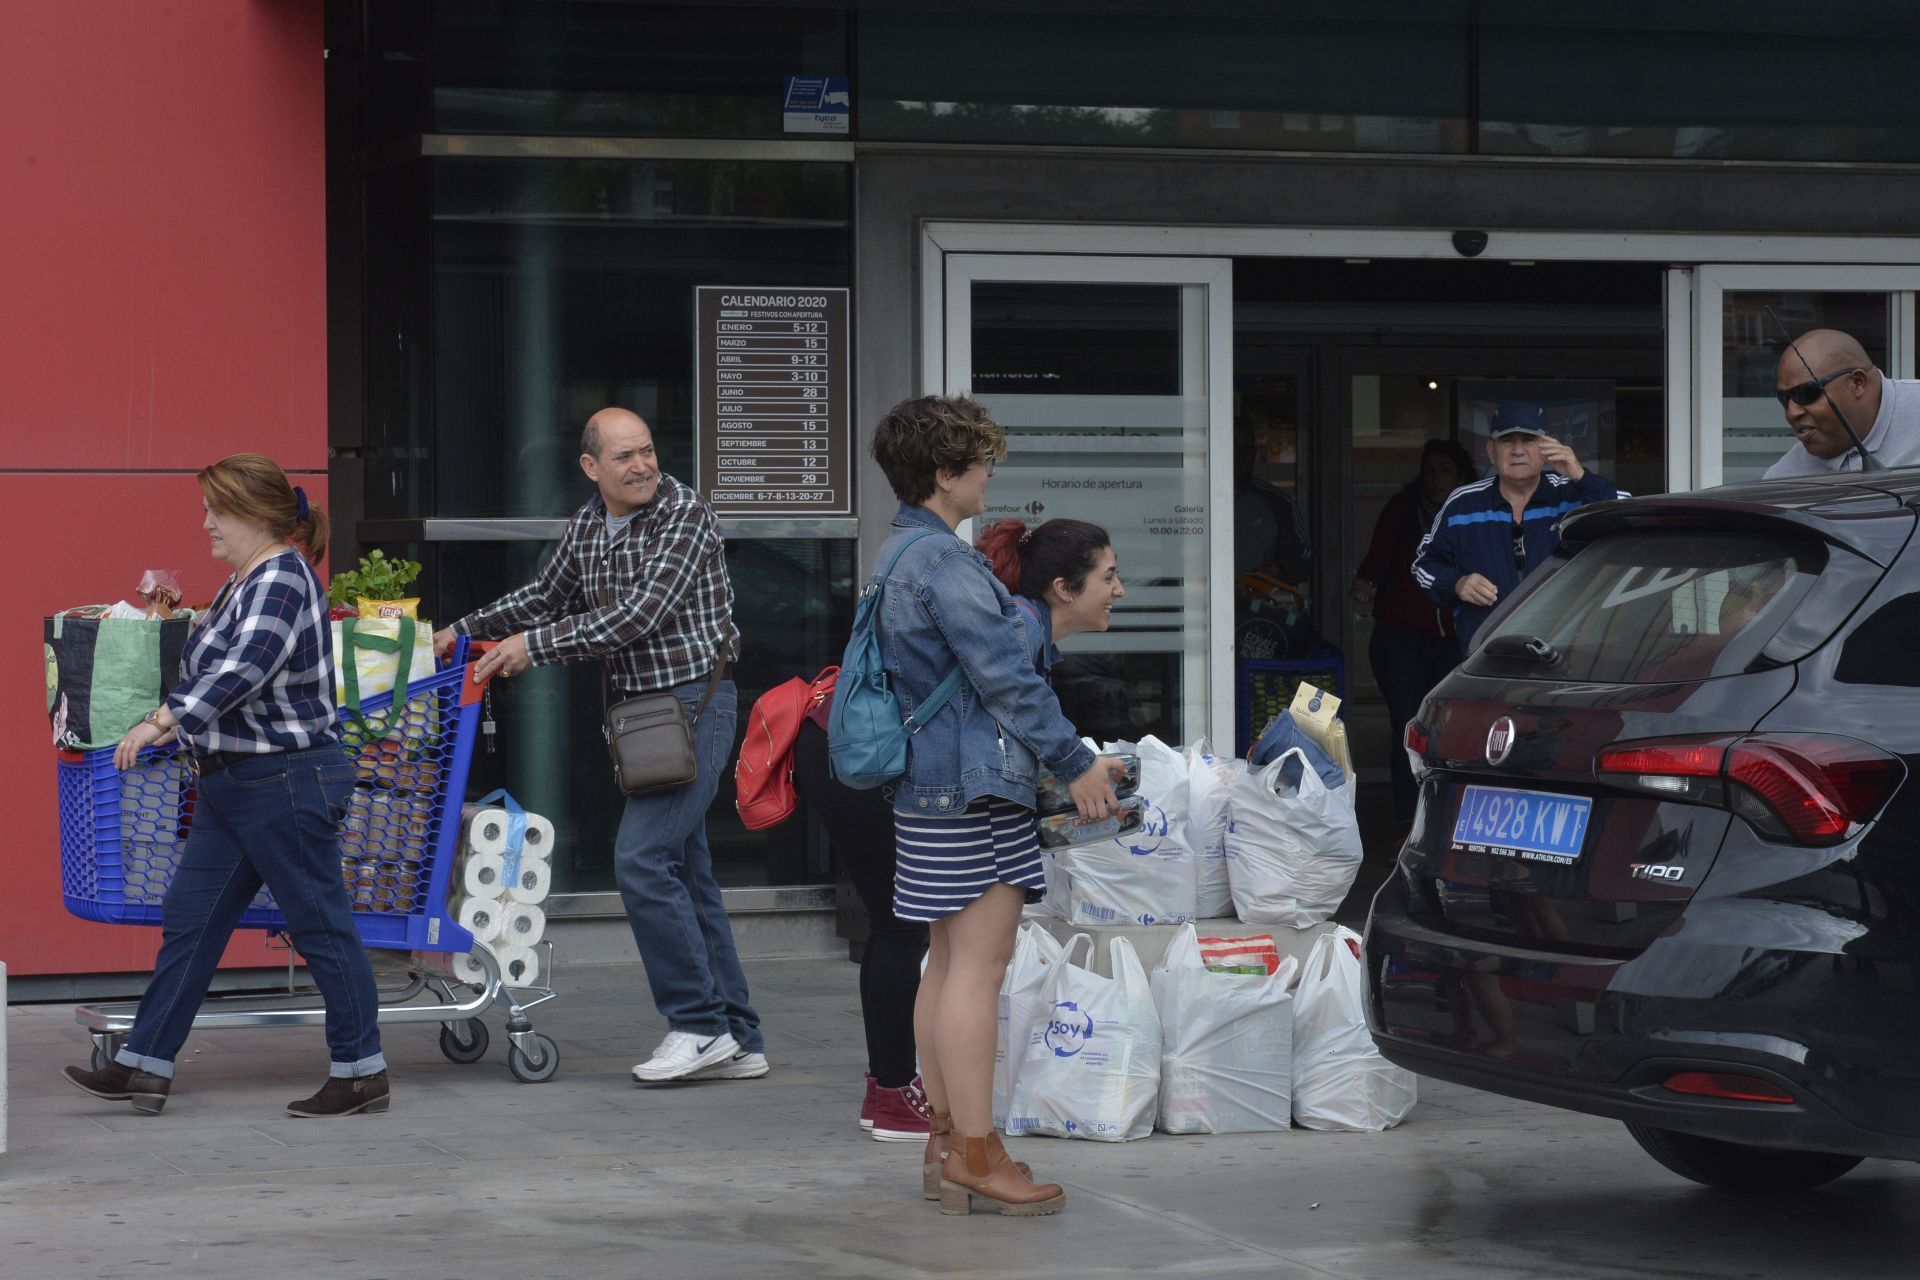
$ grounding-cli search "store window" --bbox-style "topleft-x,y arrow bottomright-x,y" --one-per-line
366,1 -> 849,138
1718,291 -> 1889,485
361,154 -> 853,893
1479,3 -> 1920,162
858,5 -> 1470,153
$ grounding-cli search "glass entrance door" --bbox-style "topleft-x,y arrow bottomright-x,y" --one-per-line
942,255 -> 1232,747
1694,265 -> 1920,487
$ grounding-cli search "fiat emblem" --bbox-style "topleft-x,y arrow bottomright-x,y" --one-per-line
1485,717 -> 1515,766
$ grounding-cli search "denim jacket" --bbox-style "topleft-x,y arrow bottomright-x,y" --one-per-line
876,503 -> 1095,816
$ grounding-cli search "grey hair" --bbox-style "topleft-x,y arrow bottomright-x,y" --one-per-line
580,419 -> 602,458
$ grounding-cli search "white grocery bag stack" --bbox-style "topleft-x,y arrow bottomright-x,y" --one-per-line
999,684 -> 1412,1141
449,803 -> 555,987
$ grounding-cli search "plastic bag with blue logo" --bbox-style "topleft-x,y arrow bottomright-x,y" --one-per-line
1006,935 -> 1162,1142
1184,737 -> 1246,919
1051,736 -> 1198,928
993,923 -> 1079,1133
1150,923 -> 1299,1133
1225,746 -> 1363,928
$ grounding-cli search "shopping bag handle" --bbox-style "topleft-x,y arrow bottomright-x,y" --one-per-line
472,787 -> 528,885
340,617 -> 416,738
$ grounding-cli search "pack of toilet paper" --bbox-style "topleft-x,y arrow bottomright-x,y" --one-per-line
448,799 -> 554,988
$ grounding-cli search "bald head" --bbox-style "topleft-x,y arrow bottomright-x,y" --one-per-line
581,407 -> 649,460
1782,329 -> 1874,379
1775,329 -> 1883,461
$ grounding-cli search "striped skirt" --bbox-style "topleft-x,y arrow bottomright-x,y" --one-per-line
892,798 -> 1044,923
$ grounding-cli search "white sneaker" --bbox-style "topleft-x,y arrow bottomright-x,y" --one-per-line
690,1049 -> 770,1081
631,1030 -> 740,1083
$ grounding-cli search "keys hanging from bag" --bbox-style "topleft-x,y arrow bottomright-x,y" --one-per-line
601,651 -> 728,797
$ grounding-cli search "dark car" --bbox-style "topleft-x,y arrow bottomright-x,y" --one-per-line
1365,468 -> 1920,1192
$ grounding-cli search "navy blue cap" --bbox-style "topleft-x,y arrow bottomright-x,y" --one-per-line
1490,402 -> 1547,438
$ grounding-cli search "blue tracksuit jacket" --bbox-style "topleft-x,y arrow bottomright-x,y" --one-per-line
1411,470 -> 1625,652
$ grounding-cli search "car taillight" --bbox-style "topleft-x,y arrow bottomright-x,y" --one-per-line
1404,721 -> 1431,778
1662,1071 -> 1795,1104
1597,733 -> 1903,846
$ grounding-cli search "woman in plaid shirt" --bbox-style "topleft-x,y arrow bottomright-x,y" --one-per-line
64,455 -> 388,1118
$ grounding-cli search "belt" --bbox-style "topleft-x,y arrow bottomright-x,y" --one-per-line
188,749 -> 255,777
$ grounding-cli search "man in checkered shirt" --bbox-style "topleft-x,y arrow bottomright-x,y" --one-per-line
436,408 -> 765,1084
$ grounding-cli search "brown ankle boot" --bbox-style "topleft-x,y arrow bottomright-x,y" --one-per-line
63,1062 -> 170,1114
922,1112 -> 953,1200
938,1132 -> 1065,1217
286,1071 -> 390,1118
922,1113 -> 1036,1202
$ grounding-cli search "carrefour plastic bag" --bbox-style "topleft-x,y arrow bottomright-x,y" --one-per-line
1050,736 -> 1197,927
1185,738 -> 1244,919
1151,924 -> 1298,1133
1291,925 -> 1417,1131
1225,747 -> 1363,928
1007,935 -> 1162,1142
994,923 -> 1077,1132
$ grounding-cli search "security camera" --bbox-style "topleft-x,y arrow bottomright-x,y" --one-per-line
1452,230 -> 1489,258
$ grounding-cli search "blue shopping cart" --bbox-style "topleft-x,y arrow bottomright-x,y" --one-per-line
56,637 -> 561,1082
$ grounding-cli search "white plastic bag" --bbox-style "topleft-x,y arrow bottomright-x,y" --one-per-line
1008,935 -> 1162,1141
1151,924 -> 1299,1133
1225,747 -> 1363,927
1291,925 -> 1417,1131
1185,738 -> 1244,919
1054,792 -> 1198,927
994,923 -> 1076,1131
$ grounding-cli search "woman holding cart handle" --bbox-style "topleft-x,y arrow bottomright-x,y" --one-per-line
866,395 -> 1125,1217
63,455 -> 389,1118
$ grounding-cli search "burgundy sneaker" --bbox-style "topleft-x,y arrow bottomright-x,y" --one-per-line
859,1073 -> 877,1130
870,1076 -> 932,1142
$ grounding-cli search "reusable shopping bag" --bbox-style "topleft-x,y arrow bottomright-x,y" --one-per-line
1151,924 -> 1299,1134
993,923 -> 1077,1132
1291,925 -> 1418,1132
1007,935 -> 1162,1142
1184,738 -> 1243,919
45,610 -> 190,749
332,617 -> 436,717
1224,747 -> 1363,928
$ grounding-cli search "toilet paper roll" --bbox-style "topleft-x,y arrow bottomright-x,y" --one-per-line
506,858 -> 551,904
501,902 -> 546,947
451,947 -> 491,986
496,943 -> 540,987
463,806 -> 512,857
520,812 -> 556,860
458,896 -> 509,942
462,852 -> 506,898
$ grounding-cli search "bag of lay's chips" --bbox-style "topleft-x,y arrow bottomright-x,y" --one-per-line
357,597 -> 421,620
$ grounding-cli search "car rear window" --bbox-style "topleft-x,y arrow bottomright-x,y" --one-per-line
1468,532 -> 1824,683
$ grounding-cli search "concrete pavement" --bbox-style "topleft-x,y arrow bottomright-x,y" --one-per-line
5,954 -> 1920,1279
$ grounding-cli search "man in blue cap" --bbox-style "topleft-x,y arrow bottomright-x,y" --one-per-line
1412,403 -> 1624,653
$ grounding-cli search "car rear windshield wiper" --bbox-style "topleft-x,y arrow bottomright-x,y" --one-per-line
1482,634 -> 1566,668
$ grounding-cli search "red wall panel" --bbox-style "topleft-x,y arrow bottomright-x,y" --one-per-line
0,2 -> 327,471
1,3 -> 330,976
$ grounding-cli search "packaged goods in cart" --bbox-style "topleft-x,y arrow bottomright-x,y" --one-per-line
1197,933 -> 1282,976
1035,793 -> 1145,849
1034,753 -> 1140,814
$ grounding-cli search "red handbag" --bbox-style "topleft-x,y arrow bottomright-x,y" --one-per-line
734,666 -> 837,830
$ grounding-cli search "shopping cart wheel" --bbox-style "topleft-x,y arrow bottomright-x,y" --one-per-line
439,1019 -> 490,1065
89,1034 -> 125,1071
507,1033 -> 560,1083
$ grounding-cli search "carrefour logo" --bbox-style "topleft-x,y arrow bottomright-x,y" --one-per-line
1043,1001 -> 1095,1058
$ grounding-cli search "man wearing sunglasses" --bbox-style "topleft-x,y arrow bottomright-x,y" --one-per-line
1763,329 -> 1920,478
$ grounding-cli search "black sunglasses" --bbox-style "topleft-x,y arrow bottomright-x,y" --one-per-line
1776,367 -> 1861,408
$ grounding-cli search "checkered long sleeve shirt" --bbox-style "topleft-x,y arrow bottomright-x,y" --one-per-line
166,551 -> 339,754
454,475 -> 738,695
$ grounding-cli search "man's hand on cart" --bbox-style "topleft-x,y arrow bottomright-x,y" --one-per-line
432,626 -> 460,664
472,632 -> 531,683
115,707 -> 176,772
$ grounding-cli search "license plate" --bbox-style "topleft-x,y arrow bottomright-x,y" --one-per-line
1452,784 -> 1593,865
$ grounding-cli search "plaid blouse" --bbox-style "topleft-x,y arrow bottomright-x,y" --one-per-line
454,474 -> 739,695
167,551 -> 338,754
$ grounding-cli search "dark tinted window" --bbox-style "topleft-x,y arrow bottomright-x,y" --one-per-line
1837,593 -> 1920,687
1472,533 -> 1820,682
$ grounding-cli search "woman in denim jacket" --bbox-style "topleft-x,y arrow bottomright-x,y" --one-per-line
869,396 -> 1121,1217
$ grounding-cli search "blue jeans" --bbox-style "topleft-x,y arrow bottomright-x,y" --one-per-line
118,743 -> 386,1080
612,679 -> 762,1053
1369,627 -> 1463,827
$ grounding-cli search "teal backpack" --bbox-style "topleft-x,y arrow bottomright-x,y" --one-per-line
827,529 -> 966,789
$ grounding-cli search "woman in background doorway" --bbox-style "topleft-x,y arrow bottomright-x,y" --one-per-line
1350,438 -> 1477,832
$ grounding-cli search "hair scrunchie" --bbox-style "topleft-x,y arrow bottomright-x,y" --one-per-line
294,485 -> 310,521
